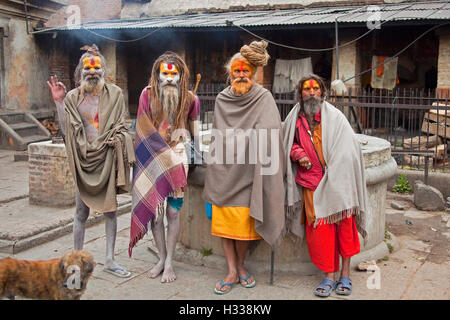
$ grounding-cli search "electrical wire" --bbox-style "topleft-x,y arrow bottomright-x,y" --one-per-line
343,22 -> 450,83
232,1 -> 447,52
80,26 -> 164,43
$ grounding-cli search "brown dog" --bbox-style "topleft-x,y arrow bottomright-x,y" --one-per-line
0,250 -> 95,300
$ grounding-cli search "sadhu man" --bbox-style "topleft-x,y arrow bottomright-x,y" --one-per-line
47,44 -> 134,278
203,40 -> 286,295
283,74 -> 368,297
128,52 -> 200,283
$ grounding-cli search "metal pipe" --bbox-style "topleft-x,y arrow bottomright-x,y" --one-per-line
335,18 -> 339,80
24,0 -> 30,35
270,248 -> 274,285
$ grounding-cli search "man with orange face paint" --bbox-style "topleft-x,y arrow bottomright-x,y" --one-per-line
282,74 -> 368,297
203,41 -> 286,295
47,44 -> 134,279
129,52 -> 200,283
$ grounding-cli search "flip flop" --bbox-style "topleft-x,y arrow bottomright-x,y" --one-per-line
314,278 -> 336,297
103,266 -> 131,278
336,277 -> 352,296
239,273 -> 256,288
214,280 -> 235,295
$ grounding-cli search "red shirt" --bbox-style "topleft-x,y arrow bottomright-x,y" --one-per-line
290,110 -> 324,191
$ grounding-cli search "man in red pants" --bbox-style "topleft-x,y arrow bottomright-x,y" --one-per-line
284,74 -> 368,297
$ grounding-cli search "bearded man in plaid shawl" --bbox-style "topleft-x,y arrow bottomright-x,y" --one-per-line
129,52 -> 200,283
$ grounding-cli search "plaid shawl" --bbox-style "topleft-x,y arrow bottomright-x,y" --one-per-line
128,102 -> 187,257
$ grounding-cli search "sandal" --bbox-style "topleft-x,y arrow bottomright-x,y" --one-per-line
336,277 -> 352,296
314,278 -> 336,297
103,266 -> 132,278
214,280 -> 235,295
239,273 -> 256,288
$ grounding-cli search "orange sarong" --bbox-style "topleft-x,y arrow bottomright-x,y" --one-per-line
211,205 -> 262,241
301,122 -> 326,226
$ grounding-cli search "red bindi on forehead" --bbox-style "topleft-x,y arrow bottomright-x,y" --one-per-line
90,58 -> 95,66
240,62 -> 244,72
309,80 -> 314,88
168,64 -> 173,71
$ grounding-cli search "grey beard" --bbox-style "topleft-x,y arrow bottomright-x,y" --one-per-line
159,85 -> 180,124
302,96 -> 322,115
81,76 -> 104,94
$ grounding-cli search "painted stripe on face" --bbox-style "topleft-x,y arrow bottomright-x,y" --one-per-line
160,62 -> 179,77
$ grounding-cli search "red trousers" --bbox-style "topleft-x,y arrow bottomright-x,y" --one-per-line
306,216 -> 360,273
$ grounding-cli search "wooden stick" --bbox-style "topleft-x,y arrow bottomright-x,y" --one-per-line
193,73 -> 201,95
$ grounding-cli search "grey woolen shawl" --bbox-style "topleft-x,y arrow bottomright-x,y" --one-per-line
203,84 -> 286,246
283,101 -> 369,240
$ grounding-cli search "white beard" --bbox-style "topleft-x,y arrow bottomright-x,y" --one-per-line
159,85 -> 180,124
303,96 -> 322,115
81,76 -> 104,95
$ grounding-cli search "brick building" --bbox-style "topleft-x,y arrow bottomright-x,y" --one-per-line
0,0 -> 66,113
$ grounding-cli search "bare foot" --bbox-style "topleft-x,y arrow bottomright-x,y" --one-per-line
161,265 -> 177,283
148,260 -> 164,279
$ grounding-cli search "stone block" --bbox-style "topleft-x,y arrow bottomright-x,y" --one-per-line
28,141 -> 75,207
413,180 -> 445,211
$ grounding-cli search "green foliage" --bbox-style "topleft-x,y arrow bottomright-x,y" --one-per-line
201,247 -> 213,256
384,229 -> 391,240
392,173 -> 412,193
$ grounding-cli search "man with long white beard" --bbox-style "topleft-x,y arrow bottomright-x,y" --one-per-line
47,44 -> 134,278
129,52 -> 200,283
283,74 -> 368,298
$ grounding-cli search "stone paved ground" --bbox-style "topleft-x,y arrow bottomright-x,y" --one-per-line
0,149 -> 449,305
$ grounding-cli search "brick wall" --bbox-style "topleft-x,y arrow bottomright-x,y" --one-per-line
49,41 -> 71,90
28,142 -> 75,207
45,0 -> 122,28
437,32 -> 450,98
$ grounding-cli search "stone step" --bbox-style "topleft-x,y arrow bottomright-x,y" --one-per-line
22,135 -> 51,145
9,122 -> 40,137
0,112 -> 25,124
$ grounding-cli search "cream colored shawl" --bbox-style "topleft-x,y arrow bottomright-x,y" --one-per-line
283,101 -> 368,239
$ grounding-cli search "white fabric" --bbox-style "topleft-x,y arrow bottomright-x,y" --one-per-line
273,58 -> 313,93
313,101 -> 369,233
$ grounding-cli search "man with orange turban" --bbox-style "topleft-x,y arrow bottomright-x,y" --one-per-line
203,41 -> 285,295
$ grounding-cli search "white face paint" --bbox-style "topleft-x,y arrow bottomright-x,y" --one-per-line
159,62 -> 180,88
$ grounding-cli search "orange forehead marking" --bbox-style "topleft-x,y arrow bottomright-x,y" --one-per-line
83,56 -> 101,69
231,59 -> 252,73
303,79 -> 320,90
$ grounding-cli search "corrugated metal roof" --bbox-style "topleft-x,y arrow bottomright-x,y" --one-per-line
36,1 -> 450,33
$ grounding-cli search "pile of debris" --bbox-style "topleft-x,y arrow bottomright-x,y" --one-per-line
41,119 -> 59,136
402,107 -> 449,168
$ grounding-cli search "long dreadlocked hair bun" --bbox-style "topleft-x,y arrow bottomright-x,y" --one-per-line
240,40 -> 270,68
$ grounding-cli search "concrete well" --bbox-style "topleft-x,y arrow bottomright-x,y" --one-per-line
179,134 -> 397,275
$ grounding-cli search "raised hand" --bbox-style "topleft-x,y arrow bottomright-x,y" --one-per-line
47,75 -> 67,103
